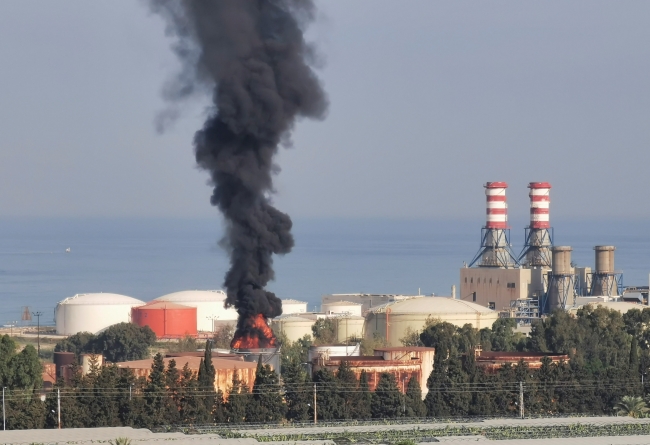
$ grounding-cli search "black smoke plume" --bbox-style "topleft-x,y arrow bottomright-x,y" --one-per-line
150,1 -> 328,344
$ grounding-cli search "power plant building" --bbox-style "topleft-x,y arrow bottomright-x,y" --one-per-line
365,297 -> 498,346
154,290 -> 237,332
55,293 -> 145,335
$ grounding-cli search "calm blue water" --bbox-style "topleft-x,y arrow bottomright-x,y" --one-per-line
0,217 -> 648,325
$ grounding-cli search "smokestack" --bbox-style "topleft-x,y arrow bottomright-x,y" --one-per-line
150,0 -> 328,348
469,182 -> 518,268
518,182 -> 553,267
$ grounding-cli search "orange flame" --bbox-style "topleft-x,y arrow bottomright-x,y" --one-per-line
231,313 -> 277,349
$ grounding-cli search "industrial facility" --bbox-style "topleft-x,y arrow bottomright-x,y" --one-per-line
153,290 -> 237,332
131,301 -> 198,338
460,181 -> 632,321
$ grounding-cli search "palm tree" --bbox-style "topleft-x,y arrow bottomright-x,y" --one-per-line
614,396 -> 649,418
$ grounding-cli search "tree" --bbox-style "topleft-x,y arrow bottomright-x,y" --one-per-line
356,370 -> 372,419
247,360 -> 286,422
404,376 -> 426,417
53,332 -> 97,359
312,367 -> 342,420
336,361 -> 359,419
614,395 -> 649,418
93,323 -> 156,362
282,358 -> 312,421
143,353 -> 166,427
312,318 -> 338,345
400,328 -> 422,347
213,324 -> 236,350
225,371 -> 250,423
371,372 -> 402,418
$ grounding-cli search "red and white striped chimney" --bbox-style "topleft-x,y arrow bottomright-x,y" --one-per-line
485,182 -> 508,229
528,182 -> 551,229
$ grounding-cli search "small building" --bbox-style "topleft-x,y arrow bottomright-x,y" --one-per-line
475,351 -> 569,374
116,355 -> 257,394
311,346 -> 435,398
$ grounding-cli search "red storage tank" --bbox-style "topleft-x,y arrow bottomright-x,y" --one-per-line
132,301 -> 197,338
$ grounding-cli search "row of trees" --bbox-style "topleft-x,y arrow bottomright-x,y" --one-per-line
4,304 -> 650,428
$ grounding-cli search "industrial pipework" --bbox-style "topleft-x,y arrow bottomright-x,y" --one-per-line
518,182 -> 553,267
469,182 -> 519,268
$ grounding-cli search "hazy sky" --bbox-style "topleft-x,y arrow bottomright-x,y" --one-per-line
1,1 -> 648,221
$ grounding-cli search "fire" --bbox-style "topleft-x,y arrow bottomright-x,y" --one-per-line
230,313 -> 277,349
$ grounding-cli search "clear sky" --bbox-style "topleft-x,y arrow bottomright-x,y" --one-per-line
1,1 -> 648,221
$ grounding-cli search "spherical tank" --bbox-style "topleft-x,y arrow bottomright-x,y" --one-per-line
334,316 -> 365,343
55,293 -> 146,335
322,301 -> 362,317
132,301 -> 197,338
281,299 -> 308,315
551,246 -> 572,275
154,290 -> 237,332
365,297 -> 498,347
271,316 -> 315,342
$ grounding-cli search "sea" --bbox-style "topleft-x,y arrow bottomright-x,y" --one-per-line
0,217 -> 648,326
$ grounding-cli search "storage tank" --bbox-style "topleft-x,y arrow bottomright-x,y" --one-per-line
281,299 -> 308,315
308,344 -> 361,362
154,290 -> 237,332
55,293 -> 146,335
271,315 -> 315,342
322,301 -> 363,317
594,246 -> 615,274
366,297 -> 498,347
334,316 -> 365,342
132,301 -> 197,338
551,246 -> 573,275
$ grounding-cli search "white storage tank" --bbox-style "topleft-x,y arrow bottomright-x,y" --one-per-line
322,300 -> 363,317
365,296 -> 499,347
308,344 -> 361,362
55,293 -> 145,335
271,315 -> 315,342
154,290 -> 237,332
333,315 -> 365,343
281,299 -> 308,315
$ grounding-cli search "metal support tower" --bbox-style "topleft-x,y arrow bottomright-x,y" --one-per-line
544,273 -> 576,312
469,182 -> 519,268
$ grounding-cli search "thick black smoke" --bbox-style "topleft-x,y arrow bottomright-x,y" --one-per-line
150,1 -> 328,339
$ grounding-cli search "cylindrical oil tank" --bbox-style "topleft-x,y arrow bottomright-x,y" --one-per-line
271,316 -> 315,342
55,293 -> 146,335
154,290 -> 237,332
551,246 -> 572,275
335,316 -> 365,343
132,301 -> 197,338
594,246 -> 615,274
366,297 -> 498,347
322,301 -> 363,317
281,299 -> 308,315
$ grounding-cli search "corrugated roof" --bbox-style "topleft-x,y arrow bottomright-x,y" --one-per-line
371,296 -> 496,315
57,293 -> 145,306
155,290 -> 227,302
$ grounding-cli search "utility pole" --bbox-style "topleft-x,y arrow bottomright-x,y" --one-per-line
32,312 -> 43,357
313,383 -> 317,424
57,388 -> 61,429
519,382 -> 524,419
3,387 -> 5,431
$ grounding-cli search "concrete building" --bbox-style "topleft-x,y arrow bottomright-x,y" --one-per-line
116,355 -> 257,394
475,350 -> 569,373
366,297 -> 498,346
460,267 -> 532,312
311,346 -> 435,397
